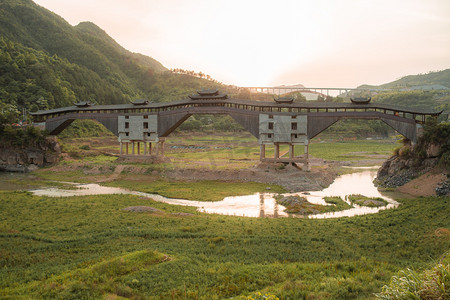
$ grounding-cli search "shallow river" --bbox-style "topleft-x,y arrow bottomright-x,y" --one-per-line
28,168 -> 399,219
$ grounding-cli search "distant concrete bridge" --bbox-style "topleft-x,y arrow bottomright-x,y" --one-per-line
31,91 -> 442,168
245,85 -> 450,97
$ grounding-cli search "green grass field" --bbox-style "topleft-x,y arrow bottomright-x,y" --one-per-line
1,135 -> 447,299
0,191 -> 448,299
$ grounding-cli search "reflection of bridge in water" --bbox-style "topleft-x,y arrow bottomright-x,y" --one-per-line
31,89 -> 442,170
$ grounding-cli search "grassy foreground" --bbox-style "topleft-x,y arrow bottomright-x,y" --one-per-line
0,190 -> 448,299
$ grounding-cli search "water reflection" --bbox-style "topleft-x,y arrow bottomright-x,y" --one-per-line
300,170 -> 399,219
30,170 -> 399,219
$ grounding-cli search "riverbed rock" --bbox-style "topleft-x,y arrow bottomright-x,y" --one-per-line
123,206 -> 163,213
0,137 -> 61,173
375,149 -> 445,196
427,144 -> 441,158
435,180 -> 450,196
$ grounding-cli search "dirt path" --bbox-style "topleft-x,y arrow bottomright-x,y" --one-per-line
96,165 -> 125,183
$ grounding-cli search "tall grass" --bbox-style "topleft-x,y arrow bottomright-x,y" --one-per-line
376,253 -> 450,299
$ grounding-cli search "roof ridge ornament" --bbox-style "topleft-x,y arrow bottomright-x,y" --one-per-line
350,97 -> 371,104
274,96 -> 294,104
189,89 -> 228,100
74,101 -> 92,107
131,99 -> 149,105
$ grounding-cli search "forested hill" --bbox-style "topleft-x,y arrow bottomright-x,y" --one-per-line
0,0 -> 221,114
359,69 -> 450,90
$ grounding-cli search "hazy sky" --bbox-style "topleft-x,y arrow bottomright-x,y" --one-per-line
34,0 -> 450,87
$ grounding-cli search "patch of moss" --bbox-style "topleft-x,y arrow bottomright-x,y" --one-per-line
347,194 -> 388,207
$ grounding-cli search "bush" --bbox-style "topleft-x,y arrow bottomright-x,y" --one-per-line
376,253 -> 450,299
0,124 -> 48,148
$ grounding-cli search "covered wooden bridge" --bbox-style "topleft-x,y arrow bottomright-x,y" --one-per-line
31,90 -> 442,169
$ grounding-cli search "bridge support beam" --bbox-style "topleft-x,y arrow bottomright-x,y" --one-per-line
119,141 -> 158,157
260,144 -> 266,160
307,116 -> 339,140
159,138 -> 165,156
304,142 -> 310,171
381,118 -> 418,143
45,118 -> 75,135
274,144 -> 279,159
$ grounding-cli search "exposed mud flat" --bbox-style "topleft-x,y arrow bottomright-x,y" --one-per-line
164,162 -> 338,192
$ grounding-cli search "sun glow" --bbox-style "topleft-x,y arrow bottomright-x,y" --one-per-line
137,0 -> 334,86
34,0 -> 450,87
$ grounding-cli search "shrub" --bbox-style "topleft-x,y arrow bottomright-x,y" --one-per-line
0,125 -> 48,148
242,292 -> 279,300
376,253 -> 450,299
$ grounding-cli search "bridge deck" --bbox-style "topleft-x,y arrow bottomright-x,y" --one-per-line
32,98 -> 441,124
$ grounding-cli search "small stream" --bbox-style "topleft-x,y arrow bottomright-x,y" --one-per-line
29,168 -> 399,219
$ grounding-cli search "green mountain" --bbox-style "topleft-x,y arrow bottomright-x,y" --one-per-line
359,69 -> 450,90
356,70 -> 450,113
0,0 -> 221,115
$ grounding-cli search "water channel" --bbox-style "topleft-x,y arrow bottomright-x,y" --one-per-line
25,167 -> 399,219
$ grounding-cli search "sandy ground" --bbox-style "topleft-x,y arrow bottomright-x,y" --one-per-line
397,169 -> 447,197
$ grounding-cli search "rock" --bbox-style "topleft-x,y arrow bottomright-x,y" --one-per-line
123,206 -> 163,213
376,152 -> 441,190
377,157 -> 392,179
171,212 -> 195,216
387,159 -> 406,176
426,144 -> 441,158
0,138 -> 61,173
398,145 -> 412,157
436,181 -> 450,196
27,150 -> 44,165
26,164 -> 39,172
44,154 -> 59,164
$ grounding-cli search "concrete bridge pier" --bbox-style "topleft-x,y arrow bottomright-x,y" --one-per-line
258,142 -> 310,171
159,138 -> 165,156
119,142 -> 130,155
304,142 -> 310,171
274,143 -> 280,159
119,141 -> 158,157
259,144 -> 266,160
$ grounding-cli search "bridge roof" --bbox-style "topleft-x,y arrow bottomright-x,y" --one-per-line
31,98 -> 442,116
